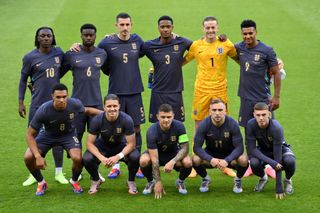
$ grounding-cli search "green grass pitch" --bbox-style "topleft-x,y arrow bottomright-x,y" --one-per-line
0,0 -> 319,212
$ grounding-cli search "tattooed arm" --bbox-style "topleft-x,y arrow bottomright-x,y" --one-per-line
149,148 -> 165,199
163,142 -> 189,173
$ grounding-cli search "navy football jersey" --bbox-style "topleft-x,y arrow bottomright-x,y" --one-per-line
235,41 -> 278,101
98,34 -> 144,95
194,116 -> 243,162
246,118 -> 285,167
142,36 -> 192,93
146,120 -> 188,154
89,111 -> 135,147
18,47 -> 63,108
30,98 -> 85,137
61,47 -> 107,106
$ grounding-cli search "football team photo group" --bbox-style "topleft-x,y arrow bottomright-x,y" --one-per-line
18,12 -> 295,200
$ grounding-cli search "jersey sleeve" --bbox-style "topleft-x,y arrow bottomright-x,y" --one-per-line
193,120 -> 213,162
29,105 -> 45,130
123,114 -> 135,135
18,54 -> 32,100
224,119 -> 244,163
226,39 -> 237,58
176,121 -> 189,144
146,125 -> 158,150
184,42 -> 196,63
266,47 -> 278,68
60,51 -> 72,78
88,113 -> 103,135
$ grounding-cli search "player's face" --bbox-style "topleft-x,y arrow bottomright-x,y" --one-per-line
104,99 -> 120,121
241,27 -> 257,46
253,109 -> 270,128
210,102 -> 226,124
158,20 -> 173,39
37,29 -> 53,48
81,29 -> 96,47
52,90 -> 68,111
157,111 -> 174,131
203,20 -> 218,41
116,18 -> 132,38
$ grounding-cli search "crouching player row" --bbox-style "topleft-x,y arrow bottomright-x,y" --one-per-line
24,87 -> 295,199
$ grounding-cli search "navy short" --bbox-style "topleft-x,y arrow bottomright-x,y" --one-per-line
36,131 -> 81,157
143,150 -> 180,171
74,105 -> 103,139
149,92 -> 185,123
118,94 -> 145,126
238,98 -> 273,127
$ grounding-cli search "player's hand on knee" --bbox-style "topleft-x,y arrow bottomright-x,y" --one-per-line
275,163 -> 283,171
210,158 -> 219,168
163,160 -> 175,173
276,192 -> 286,200
217,159 -> 228,170
154,181 -> 165,199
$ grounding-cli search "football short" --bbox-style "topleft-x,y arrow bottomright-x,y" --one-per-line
149,92 -> 184,123
118,93 -> 145,125
192,93 -> 228,121
74,105 -> 103,141
143,150 -> 180,171
238,98 -> 273,127
36,131 -> 81,157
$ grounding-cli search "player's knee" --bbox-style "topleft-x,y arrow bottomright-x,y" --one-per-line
128,150 -> 140,162
249,157 -> 261,169
283,155 -> 296,169
82,151 -> 94,165
182,156 -> 193,168
24,149 -> 34,165
139,153 -> 151,167
237,154 -> 248,167
192,155 -> 201,166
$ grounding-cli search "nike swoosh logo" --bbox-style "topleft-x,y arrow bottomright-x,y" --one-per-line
36,63 -> 43,67
49,120 -> 57,123
198,51 -> 203,54
101,129 -> 109,133
206,134 -> 214,137
76,60 -> 82,63
154,49 -> 160,52
111,47 -> 118,50
239,52 -> 244,55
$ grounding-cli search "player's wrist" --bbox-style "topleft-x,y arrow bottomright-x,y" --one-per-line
117,152 -> 124,159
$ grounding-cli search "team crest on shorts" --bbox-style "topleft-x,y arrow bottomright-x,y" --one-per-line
54,57 -> 60,64
96,57 -> 101,64
174,45 -> 179,51
116,128 -> 122,134
69,113 -> 74,120
132,43 -> 137,50
217,47 -> 224,55
268,136 -> 273,142
171,136 -> 176,142
224,131 -> 230,138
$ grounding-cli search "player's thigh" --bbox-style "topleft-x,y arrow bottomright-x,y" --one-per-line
121,94 -> 146,125
149,92 -> 185,123
35,134 -> 56,157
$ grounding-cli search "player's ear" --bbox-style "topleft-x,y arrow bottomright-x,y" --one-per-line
268,111 -> 272,119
